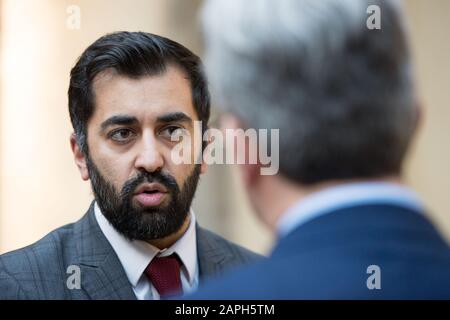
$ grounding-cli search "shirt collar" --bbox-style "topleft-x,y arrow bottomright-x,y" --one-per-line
277,182 -> 424,238
94,202 -> 198,287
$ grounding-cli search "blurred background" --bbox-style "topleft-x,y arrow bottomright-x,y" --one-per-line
0,0 -> 449,255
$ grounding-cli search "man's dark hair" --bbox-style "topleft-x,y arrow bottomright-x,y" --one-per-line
68,31 -> 210,155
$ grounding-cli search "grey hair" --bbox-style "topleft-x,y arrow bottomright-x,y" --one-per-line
201,0 -> 417,184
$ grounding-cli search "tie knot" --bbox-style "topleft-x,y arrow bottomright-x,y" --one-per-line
144,253 -> 183,298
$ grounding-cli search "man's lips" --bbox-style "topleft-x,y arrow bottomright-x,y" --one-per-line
133,183 -> 168,207
134,183 -> 168,194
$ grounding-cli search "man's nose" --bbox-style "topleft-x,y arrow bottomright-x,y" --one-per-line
134,134 -> 164,173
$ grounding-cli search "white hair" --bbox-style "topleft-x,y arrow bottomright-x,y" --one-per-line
201,0 -> 416,184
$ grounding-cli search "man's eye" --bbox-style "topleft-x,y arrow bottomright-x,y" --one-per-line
160,126 -> 188,141
110,129 -> 135,142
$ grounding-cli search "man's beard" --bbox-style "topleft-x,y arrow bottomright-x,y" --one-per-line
86,157 -> 201,241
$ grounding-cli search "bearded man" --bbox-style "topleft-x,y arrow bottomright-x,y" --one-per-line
0,31 -> 260,300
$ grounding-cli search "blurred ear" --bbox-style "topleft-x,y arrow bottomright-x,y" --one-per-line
414,101 -> 424,134
220,114 -> 261,187
70,133 -> 89,181
199,127 -> 209,175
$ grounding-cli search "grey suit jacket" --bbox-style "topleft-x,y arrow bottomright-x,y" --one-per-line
0,202 -> 261,299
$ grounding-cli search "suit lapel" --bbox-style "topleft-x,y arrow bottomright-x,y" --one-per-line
74,202 -> 137,300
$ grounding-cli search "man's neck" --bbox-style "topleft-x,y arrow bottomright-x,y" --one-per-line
258,175 -> 403,231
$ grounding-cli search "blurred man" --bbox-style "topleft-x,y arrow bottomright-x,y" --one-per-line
192,0 -> 450,298
0,32 -> 259,299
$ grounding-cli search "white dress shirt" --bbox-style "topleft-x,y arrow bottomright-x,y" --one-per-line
94,202 -> 199,300
277,182 -> 425,238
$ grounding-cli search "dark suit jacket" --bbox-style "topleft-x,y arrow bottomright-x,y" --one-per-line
190,204 -> 450,299
0,202 -> 260,299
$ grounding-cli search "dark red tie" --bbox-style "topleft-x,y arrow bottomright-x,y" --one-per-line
144,254 -> 183,299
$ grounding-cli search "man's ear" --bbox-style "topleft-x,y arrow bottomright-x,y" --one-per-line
413,101 -> 424,135
200,131 -> 209,175
240,162 -> 261,187
70,133 -> 89,181
200,157 -> 208,174
220,113 -> 261,187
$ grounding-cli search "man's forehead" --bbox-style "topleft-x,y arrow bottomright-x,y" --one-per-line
90,67 -> 197,124
93,68 -> 191,98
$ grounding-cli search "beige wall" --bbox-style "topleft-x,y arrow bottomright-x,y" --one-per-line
403,0 -> 450,241
0,0 -> 448,255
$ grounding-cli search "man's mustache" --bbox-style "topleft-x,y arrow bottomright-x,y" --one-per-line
120,171 -> 179,199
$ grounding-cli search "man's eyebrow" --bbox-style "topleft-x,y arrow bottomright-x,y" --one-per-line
156,112 -> 193,124
100,115 -> 138,132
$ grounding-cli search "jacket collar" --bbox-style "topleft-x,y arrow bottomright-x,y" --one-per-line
73,202 -> 137,300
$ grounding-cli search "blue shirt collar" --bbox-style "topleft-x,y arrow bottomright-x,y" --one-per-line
277,182 -> 424,238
